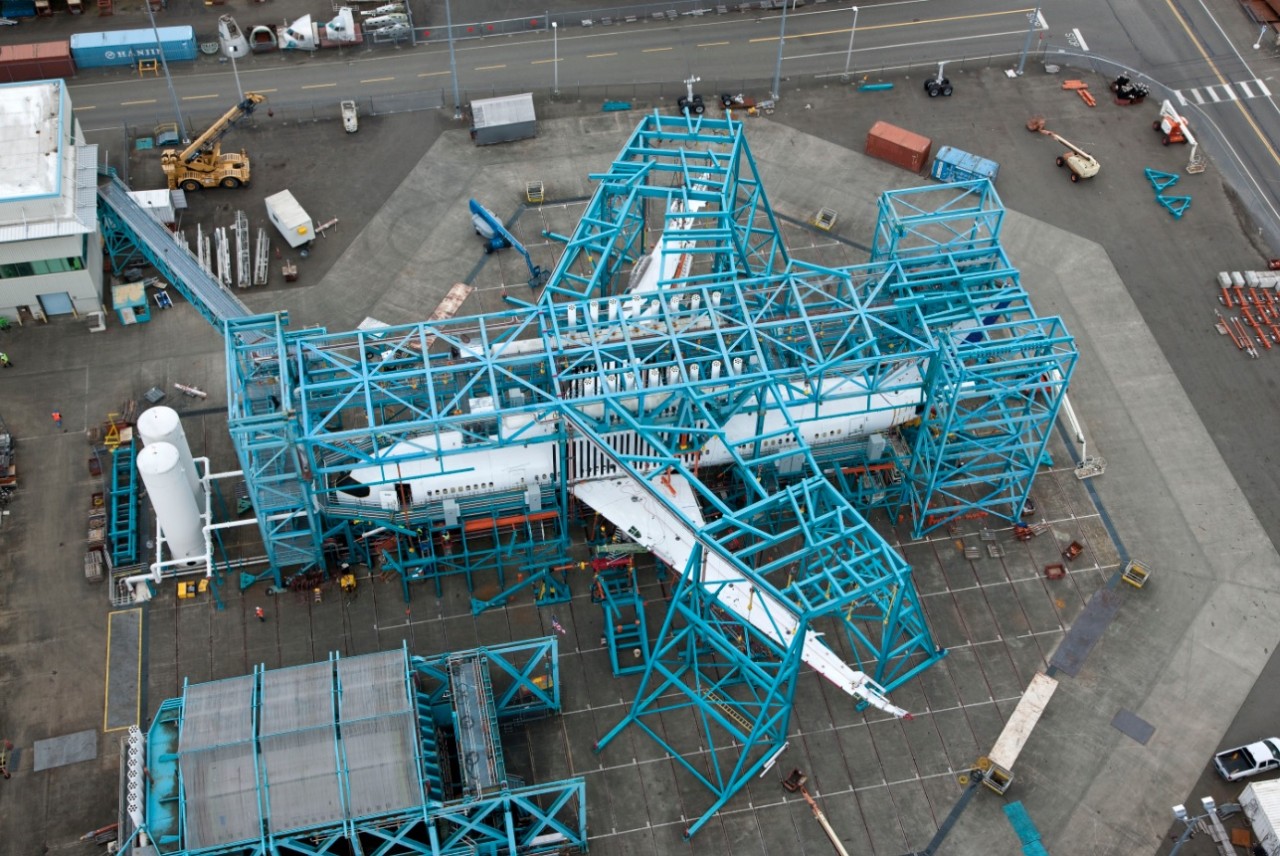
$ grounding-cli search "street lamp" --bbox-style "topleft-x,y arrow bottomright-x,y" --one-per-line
145,0 -> 188,142
842,6 -> 859,80
552,21 -> 559,96
1015,6 -> 1040,77
444,0 -> 462,119
1254,24 -> 1268,49
771,0 -> 791,100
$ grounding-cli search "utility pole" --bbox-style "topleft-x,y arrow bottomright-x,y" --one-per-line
1015,6 -> 1040,77
552,21 -> 559,95
445,0 -> 462,119
145,0 -> 188,143
771,0 -> 791,100
842,6 -> 860,80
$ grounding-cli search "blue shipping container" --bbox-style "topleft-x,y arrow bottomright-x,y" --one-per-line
70,26 -> 197,69
930,145 -> 1000,184
2,0 -> 37,19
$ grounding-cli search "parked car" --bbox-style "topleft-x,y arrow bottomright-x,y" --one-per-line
1214,738 -> 1280,782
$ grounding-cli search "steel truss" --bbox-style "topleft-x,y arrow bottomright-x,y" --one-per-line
544,111 -> 788,301
225,314 -> 326,586
213,113 -> 1073,837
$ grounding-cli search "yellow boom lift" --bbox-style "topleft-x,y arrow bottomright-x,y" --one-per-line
160,93 -> 267,192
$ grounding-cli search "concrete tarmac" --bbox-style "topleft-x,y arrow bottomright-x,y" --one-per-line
0,67 -> 1277,856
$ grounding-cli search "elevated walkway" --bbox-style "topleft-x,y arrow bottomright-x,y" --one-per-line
98,175 -> 252,330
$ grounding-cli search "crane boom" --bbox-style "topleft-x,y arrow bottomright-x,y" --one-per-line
1041,130 -> 1092,160
179,93 -> 266,164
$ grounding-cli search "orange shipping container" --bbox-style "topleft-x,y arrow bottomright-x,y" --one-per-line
865,120 -> 932,173
0,40 -> 76,84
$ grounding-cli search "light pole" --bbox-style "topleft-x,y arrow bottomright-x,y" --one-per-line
145,0 -> 188,142
444,0 -> 462,119
1015,6 -> 1040,76
842,6 -> 859,80
552,21 -> 559,96
771,0 -> 791,100
1254,24 -> 1268,49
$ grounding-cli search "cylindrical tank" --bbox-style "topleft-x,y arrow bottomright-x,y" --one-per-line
137,442 -> 204,564
137,406 -> 204,511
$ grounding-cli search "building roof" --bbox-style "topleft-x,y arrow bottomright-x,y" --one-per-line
471,93 -> 536,129
0,80 -> 61,199
0,79 -> 97,242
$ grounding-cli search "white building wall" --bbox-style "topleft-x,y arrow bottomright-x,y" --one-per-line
0,83 -> 103,322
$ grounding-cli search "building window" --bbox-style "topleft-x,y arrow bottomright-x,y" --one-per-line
1,256 -> 86,278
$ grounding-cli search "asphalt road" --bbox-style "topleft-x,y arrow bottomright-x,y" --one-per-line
62,2 -> 1045,127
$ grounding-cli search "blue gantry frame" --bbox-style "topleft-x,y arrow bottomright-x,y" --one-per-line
101,109 -> 1076,841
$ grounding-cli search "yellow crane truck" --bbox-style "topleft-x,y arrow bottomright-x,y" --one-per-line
160,93 -> 266,192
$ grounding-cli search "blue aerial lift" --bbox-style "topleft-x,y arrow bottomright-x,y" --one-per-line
469,199 -> 550,288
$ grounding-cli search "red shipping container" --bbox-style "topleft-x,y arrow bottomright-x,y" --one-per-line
0,40 -> 75,84
865,120 -> 932,173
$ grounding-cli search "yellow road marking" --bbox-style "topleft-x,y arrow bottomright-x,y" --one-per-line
302,82 -> 338,89
587,52 -> 617,58
122,99 -> 157,106
104,609 -> 142,734
1161,0 -> 1280,168
418,70 -> 450,77
748,7 -> 1036,43
254,88 -> 279,93
531,58 -> 561,65
697,41 -> 731,47
360,76 -> 395,83
181,93 -> 220,101
73,105 -> 97,111
643,46 -> 674,53
475,64 -> 507,70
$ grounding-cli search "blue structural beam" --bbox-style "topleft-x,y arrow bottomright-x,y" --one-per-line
224,314 -> 326,585
108,440 -> 139,566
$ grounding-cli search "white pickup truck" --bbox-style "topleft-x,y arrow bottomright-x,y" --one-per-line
1214,737 -> 1280,782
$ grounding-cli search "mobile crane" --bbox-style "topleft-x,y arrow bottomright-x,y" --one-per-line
160,93 -> 267,192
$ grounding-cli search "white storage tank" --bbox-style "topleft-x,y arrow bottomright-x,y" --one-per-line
137,442 -> 204,565
137,406 -> 203,511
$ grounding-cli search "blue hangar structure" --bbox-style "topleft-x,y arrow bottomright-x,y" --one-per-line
99,110 -> 1076,853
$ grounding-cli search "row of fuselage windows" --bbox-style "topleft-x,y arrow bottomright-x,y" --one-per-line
419,472 -> 550,498
0,256 -> 86,278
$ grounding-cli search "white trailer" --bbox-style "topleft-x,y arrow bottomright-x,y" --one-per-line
1241,780 -> 1280,855
265,190 -> 313,249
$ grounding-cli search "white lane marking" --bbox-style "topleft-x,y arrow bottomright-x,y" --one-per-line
1071,28 -> 1089,52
